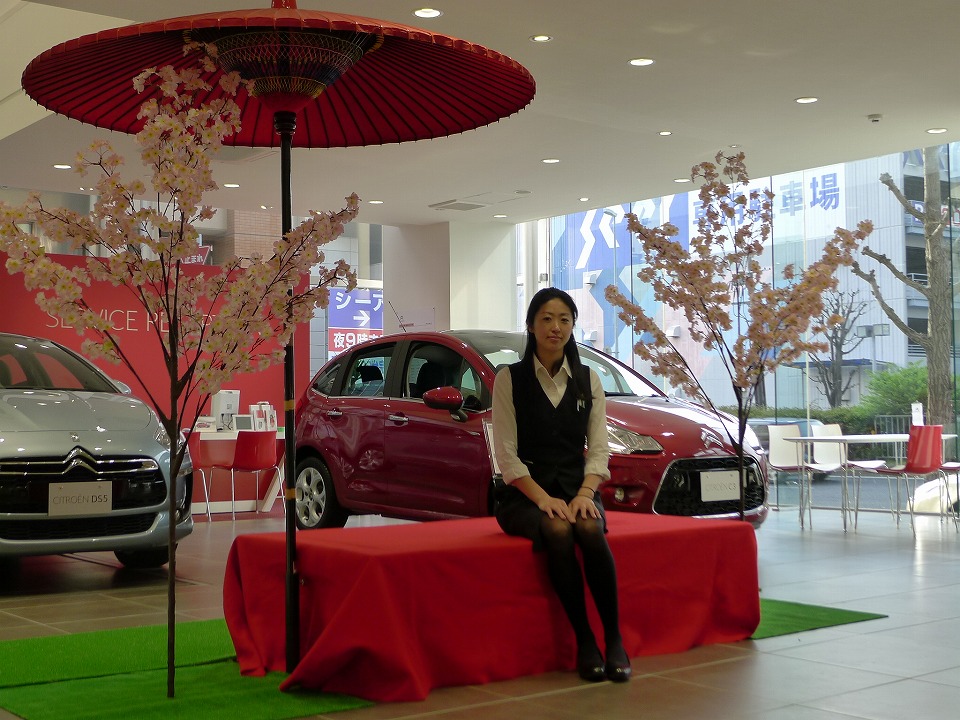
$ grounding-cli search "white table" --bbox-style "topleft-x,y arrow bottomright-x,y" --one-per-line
785,433 -> 956,531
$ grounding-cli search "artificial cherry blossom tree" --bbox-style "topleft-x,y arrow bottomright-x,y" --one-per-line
0,55 -> 357,695
605,152 -> 873,517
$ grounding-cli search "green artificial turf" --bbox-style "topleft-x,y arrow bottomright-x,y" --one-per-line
753,598 -> 886,639
0,602 -> 888,719
0,619 -> 371,719
0,619 -> 235,688
0,661 -> 369,720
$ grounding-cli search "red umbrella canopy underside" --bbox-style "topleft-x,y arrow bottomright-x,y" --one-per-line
21,7 -> 536,149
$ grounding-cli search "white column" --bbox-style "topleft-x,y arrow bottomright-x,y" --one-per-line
382,224 -> 451,334
448,221 -> 517,330
382,221 -> 518,334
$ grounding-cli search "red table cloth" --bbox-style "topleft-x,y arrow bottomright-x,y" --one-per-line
223,512 -> 759,701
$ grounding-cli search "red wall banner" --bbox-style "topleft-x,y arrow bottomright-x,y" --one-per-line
0,252 -> 308,430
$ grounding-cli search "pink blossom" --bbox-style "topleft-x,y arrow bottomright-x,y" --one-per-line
0,52 -> 359,464
606,152 -> 874,459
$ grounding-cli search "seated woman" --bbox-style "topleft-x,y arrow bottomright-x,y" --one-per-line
492,287 -> 630,683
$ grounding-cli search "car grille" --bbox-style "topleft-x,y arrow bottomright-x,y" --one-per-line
0,514 -> 158,541
654,456 -> 765,516
0,449 -> 167,514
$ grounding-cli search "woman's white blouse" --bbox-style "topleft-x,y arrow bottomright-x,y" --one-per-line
491,356 -> 610,485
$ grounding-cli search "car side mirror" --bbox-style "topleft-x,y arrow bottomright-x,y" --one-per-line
422,386 -> 467,422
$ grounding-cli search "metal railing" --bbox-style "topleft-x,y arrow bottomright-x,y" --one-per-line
873,415 -> 910,434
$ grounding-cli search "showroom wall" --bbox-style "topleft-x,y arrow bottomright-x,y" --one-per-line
381,220 -> 516,335
448,221 -> 516,331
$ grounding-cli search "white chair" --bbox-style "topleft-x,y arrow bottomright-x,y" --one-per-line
810,424 -> 887,529
808,424 -> 847,529
766,424 -> 810,528
809,423 -> 844,469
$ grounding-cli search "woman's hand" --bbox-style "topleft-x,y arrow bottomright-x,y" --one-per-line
538,495 -> 574,521
569,494 -> 601,520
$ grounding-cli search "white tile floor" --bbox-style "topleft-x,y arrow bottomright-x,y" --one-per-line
1,506 -> 959,719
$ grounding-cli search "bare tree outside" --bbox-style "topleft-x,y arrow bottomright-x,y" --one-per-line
806,289 -> 869,408
851,144 -> 956,428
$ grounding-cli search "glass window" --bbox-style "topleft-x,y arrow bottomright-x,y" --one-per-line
35,353 -> 87,390
343,345 -> 393,397
311,360 -> 343,396
0,354 -> 26,386
0,336 -> 116,392
404,342 -> 484,409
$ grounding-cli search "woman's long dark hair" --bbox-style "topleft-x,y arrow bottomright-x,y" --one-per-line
521,287 -> 589,401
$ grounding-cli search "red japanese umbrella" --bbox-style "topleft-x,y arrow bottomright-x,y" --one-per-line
22,0 -> 534,681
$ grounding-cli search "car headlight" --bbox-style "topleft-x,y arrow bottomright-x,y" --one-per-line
147,408 -> 170,448
607,424 -> 663,454
742,424 -> 763,452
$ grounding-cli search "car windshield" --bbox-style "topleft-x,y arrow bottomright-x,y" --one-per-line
0,335 -> 118,393
451,331 -> 659,398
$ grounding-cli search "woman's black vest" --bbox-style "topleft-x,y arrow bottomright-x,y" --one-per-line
509,361 -> 592,498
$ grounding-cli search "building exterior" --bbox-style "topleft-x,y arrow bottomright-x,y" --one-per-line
526,145 -> 960,415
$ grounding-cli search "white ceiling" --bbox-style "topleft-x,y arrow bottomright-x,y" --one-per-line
2,0 -> 958,227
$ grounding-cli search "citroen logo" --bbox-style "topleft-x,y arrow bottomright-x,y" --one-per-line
700,427 -> 724,450
64,447 -> 98,474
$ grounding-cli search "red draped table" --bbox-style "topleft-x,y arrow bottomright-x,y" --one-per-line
223,512 -> 759,701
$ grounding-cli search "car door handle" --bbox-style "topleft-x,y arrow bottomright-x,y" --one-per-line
387,413 -> 409,424
326,409 -> 343,418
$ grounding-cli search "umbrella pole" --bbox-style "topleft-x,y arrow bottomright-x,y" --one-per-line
275,109 -> 300,672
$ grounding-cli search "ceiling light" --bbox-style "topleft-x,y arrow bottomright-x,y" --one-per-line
579,197 -> 589,202
658,130 -> 672,136
368,200 -> 384,204
795,96 -> 818,104
223,183 -> 240,188
628,58 -> 655,67
926,127 -> 948,134
53,164 -> 71,170
673,178 -> 691,183
529,35 -> 552,43
493,214 -> 507,218
413,8 -> 442,18
541,158 -> 560,164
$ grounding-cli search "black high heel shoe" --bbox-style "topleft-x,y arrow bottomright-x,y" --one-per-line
576,643 -> 606,682
604,642 -> 632,683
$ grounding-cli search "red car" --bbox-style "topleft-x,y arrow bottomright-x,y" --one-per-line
293,330 -> 768,528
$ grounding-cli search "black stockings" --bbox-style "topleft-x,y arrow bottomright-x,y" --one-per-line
539,515 -> 623,655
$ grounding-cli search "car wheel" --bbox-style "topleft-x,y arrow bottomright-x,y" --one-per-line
115,547 -> 169,568
295,457 -> 348,529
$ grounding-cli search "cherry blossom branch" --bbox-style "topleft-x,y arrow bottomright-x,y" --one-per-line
606,152 -> 873,518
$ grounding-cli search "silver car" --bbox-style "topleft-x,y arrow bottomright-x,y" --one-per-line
0,332 -> 193,567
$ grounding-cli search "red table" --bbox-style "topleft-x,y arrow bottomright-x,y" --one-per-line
223,512 -> 759,702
